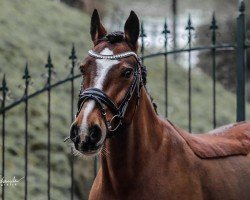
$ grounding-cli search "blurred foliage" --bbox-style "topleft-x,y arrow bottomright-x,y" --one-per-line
60,0 -> 108,16
0,0 -> 250,200
196,1 -> 250,101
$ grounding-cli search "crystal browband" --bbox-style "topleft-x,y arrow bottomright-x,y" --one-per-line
88,50 -> 139,61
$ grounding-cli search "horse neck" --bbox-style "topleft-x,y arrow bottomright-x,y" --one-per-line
100,87 -> 165,189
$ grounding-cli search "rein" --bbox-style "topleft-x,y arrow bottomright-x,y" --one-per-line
75,50 -> 144,138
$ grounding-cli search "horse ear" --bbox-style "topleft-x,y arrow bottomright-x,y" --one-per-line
90,9 -> 107,45
124,11 -> 140,50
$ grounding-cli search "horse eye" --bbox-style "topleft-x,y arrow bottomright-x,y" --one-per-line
122,68 -> 133,78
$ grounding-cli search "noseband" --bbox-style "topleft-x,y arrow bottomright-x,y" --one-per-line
76,50 -> 143,138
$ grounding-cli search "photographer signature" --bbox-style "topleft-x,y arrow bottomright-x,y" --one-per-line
0,176 -> 24,186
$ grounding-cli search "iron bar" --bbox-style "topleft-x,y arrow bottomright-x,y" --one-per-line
70,147 -> 74,200
140,22 -> 146,65
45,53 -> 53,200
23,63 -> 31,200
0,75 -> 8,200
141,44 -> 236,60
210,12 -> 218,128
186,14 -> 194,132
69,44 -> 77,200
162,19 -> 170,117
236,0 -> 246,122
172,0 -> 178,61
48,80 -> 51,200
244,44 -> 250,48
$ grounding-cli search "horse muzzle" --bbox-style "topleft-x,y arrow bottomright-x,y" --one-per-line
69,123 -> 104,155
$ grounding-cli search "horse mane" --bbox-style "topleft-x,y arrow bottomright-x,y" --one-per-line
141,66 -> 158,114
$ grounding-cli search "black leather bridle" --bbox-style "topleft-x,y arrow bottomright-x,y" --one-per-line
75,50 -> 144,138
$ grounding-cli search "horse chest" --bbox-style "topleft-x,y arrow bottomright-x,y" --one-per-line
89,163 -> 203,200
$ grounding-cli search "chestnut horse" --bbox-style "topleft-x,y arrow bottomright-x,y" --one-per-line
68,10 -> 250,200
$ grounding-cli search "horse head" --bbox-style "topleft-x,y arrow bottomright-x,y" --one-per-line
69,9 -> 143,156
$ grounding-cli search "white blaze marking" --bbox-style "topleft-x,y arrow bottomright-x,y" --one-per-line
79,48 -> 119,138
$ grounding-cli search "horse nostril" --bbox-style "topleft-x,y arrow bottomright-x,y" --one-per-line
70,124 -> 79,142
89,125 -> 102,143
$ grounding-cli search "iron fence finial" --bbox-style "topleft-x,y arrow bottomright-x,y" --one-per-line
162,18 -> 170,35
45,52 -> 54,70
140,21 -> 146,62
45,52 -> 54,84
69,43 -> 77,76
69,43 -> 77,61
239,0 -> 245,13
210,12 -> 218,30
23,62 -> 31,85
185,14 -> 194,31
162,18 -> 170,50
185,14 -> 194,45
140,21 -> 146,38
0,74 -> 8,94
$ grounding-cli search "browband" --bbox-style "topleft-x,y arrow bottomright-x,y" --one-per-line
88,50 -> 140,61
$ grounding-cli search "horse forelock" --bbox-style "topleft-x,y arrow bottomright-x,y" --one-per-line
96,31 -> 124,44
95,31 -> 139,51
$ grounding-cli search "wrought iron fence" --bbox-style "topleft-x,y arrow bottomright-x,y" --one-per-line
0,44 -> 81,200
139,1 -> 248,130
0,1 -> 248,200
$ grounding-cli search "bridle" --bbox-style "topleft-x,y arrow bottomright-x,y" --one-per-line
75,49 -> 144,138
